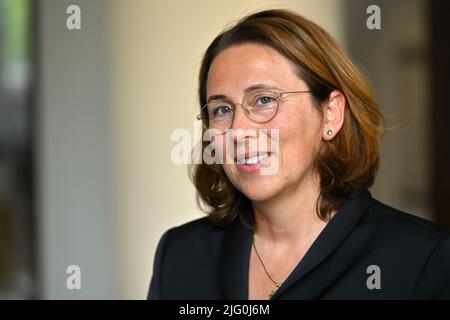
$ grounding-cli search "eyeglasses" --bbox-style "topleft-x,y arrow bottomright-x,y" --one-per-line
196,88 -> 311,134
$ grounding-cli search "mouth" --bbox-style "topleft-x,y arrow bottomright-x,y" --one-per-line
237,152 -> 271,165
235,152 -> 272,173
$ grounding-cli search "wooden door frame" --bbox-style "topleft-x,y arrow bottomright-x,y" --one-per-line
430,0 -> 450,232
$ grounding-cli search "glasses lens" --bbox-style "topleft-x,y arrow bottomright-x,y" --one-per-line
201,101 -> 234,133
244,89 -> 279,123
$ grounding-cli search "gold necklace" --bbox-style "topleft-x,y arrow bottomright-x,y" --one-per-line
252,233 -> 283,299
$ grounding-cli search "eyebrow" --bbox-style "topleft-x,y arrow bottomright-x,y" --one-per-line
207,83 -> 276,103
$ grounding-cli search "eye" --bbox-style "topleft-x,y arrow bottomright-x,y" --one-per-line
210,104 -> 232,118
254,95 -> 277,108
258,96 -> 275,105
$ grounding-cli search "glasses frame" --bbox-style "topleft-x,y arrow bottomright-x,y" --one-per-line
196,89 -> 311,134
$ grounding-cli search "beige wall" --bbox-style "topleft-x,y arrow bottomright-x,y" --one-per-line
110,0 -> 345,299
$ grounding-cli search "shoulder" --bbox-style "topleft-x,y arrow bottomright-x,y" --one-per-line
148,217 -> 227,299
348,194 -> 450,298
157,217 -> 226,258
366,197 -> 449,244
364,196 -> 450,297
164,216 -> 225,242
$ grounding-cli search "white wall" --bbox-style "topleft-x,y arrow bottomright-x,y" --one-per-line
110,0 -> 345,299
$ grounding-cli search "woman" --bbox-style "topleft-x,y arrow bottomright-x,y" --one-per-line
148,9 -> 450,300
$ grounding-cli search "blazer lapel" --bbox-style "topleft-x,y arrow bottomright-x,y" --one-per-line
218,188 -> 372,300
218,217 -> 253,299
270,188 -> 372,299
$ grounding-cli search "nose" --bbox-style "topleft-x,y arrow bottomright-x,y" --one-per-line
229,104 -> 258,149
230,103 -> 254,132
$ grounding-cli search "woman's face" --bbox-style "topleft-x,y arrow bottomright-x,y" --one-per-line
206,43 -> 324,203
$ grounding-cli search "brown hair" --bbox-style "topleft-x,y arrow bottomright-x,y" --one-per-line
191,9 -> 385,228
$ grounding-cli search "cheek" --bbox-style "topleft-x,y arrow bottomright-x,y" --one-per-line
269,105 -> 322,164
206,134 -> 233,164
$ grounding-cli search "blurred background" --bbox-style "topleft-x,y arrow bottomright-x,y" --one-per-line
0,0 -> 449,299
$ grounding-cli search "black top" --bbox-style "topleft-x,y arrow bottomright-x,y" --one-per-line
148,188 -> 450,299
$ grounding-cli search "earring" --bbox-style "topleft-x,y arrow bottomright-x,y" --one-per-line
326,129 -> 333,136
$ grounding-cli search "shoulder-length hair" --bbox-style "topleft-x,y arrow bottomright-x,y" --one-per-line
191,9 -> 385,228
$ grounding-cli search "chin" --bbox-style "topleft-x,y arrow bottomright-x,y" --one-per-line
224,166 -> 282,201
237,181 -> 279,203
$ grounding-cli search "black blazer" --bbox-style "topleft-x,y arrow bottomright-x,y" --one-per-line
148,189 -> 450,299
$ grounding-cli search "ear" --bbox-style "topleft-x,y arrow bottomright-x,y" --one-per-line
321,90 -> 346,140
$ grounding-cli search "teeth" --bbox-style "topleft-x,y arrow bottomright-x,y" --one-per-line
245,156 -> 259,165
239,153 -> 269,165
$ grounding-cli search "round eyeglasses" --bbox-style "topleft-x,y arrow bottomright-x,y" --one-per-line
196,88 -> 311,134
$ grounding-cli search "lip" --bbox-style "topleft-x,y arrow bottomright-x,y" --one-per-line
235,152 -> 272,173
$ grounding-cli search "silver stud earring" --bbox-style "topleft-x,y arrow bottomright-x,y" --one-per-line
326,129 -> 333,136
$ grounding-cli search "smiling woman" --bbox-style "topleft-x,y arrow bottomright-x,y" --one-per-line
148,9 -> 450,300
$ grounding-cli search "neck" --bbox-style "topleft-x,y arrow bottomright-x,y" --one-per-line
251,171 -> 327,246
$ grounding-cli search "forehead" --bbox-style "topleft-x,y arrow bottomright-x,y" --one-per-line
206,43 -> 300,96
